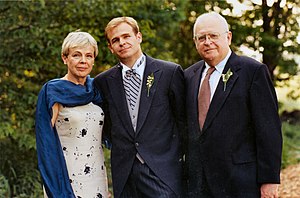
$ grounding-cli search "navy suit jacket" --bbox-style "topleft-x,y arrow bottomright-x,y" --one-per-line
184,52 -> 282,197
94,54 -> 186,198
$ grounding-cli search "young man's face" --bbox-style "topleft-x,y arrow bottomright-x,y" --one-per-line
107,22 -> 142,64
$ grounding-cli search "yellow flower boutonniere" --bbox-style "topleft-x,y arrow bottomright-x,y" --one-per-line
222,68 -> 233,91
146,73 -> 154,97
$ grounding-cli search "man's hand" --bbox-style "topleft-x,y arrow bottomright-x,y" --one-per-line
261,183 -> 279,198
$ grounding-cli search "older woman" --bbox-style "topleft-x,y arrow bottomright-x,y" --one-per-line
35,31 -> 108,198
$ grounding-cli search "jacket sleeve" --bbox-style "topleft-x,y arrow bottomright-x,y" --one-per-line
169,64 -> 187,158
250,64 -> 282,184
35,84 -> 75,198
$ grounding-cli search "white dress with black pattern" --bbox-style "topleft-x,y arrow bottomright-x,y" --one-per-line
55,102 -> 108,198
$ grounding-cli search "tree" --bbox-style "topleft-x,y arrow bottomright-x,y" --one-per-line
0,0 -> 299,196
233,0 -> 300,81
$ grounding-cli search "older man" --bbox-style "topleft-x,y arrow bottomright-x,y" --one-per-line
185,12 -> 282,197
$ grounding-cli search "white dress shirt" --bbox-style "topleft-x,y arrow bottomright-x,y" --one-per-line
200,50 -> 232,101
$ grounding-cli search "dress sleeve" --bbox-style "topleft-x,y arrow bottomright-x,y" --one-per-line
35,84 -> 75,198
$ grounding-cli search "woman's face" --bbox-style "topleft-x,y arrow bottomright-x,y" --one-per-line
62,45 -> 95,84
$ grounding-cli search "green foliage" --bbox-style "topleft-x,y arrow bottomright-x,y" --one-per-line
0,174 -> 10,197
281,122 -> 300,168
228,0 -> 300,80
0,0 -> 299,197
0,139 -> 43,197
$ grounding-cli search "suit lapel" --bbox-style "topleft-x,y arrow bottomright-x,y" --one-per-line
202,53 -> 241,131
136,56 -> 161,134
107,65 -> 135,137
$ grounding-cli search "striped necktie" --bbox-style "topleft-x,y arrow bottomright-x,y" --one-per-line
124,69 -> 141,110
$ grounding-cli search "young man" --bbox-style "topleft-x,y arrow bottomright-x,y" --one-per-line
94,17 -> 186,198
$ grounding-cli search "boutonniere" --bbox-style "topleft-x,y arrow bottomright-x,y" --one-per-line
222,68 -> 233,91
146,73 -> 154,97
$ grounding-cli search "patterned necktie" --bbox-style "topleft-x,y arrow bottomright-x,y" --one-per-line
124,69 -> 141,110
198,67 -> 216,130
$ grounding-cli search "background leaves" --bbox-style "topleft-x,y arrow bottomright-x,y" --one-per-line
0,0 -> 299,196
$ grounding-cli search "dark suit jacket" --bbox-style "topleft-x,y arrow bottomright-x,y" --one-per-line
184,52 -> 282,197
94,54 -> 186,198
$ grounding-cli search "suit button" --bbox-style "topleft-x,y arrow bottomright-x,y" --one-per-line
135,142 -> 139,146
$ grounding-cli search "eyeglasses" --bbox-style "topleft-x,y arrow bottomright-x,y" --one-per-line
194,31 -> 228,43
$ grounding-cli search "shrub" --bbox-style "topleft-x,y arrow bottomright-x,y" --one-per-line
281,122 -> 300,168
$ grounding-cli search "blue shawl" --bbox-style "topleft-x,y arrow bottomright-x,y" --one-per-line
35,76 -> 102,198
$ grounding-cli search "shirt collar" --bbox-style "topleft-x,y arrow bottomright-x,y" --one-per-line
121,54 -> 146,80
120,55 -> 145,72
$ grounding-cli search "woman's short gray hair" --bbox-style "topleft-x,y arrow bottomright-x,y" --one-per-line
61,31 -> 98,57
